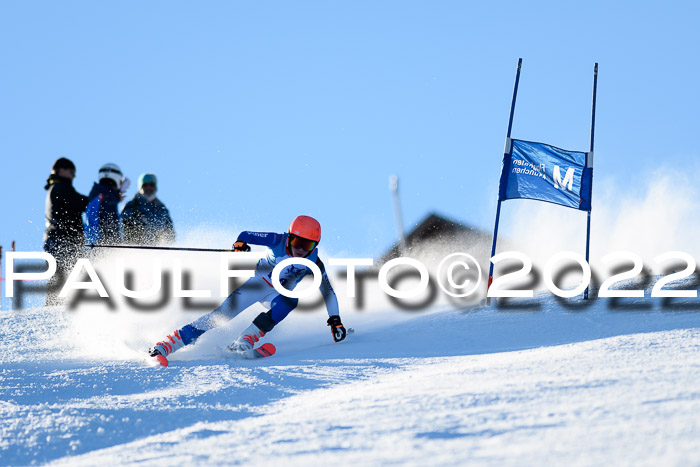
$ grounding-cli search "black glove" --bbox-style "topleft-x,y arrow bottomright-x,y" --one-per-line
232,240 -> 251,252
327,315 -> 346,342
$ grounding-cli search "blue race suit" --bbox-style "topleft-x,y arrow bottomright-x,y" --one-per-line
178,231 -> 339,345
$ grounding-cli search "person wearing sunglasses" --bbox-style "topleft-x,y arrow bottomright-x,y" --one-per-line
149,215 -> 346,361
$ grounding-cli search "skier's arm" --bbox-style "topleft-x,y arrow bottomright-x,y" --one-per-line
236,231 -> 284,248
316,258 -> 339,317
317,258 -> 346,342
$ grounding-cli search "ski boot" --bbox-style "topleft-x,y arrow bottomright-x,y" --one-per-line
228,323 -> 265,354
149,330 -> 185,366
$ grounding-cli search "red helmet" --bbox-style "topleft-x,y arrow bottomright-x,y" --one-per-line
288,215 -> 321,242
286,215 -> 321,256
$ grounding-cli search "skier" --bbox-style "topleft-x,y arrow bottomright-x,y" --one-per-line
121,173 -> 175,245
149,215 -> 347,361
43,158 -> 89,305
85,163 -> 129,245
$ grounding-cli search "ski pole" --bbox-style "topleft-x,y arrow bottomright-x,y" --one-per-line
0,245 -> 3,311
86,244 -> 233,253
10,241 -> 14,311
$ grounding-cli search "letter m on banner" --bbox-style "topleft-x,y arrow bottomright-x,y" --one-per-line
498,139 -> 593,211
487,59 -> 599,301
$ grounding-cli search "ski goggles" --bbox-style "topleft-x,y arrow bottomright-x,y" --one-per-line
288,234 -> 318,253
99,167 -> 123,176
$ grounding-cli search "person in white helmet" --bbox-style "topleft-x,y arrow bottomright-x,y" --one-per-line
85,163 -> 129,245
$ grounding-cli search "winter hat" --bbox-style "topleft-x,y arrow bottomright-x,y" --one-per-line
52,157 -> 76,173
138,173 -> 157,190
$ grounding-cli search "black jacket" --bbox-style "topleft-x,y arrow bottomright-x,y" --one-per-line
44,174 -> 89,244
121,194 -> 176,245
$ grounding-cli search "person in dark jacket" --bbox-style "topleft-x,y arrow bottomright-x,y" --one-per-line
85,163 -> 127,245
44,157 -> 88,306
121,173 -> 175,245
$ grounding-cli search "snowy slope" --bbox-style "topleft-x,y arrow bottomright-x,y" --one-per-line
1,282 -> 699,465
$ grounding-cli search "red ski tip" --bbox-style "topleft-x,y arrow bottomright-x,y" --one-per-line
254,343 -> 276,358
155,354 -> 169,367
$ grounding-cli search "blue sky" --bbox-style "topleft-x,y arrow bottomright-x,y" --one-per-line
1,0 -> 698,260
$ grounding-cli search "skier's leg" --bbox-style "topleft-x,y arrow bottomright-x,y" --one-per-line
268,294 -> 300,325
150,277 -> 270,357
186,277 -> 270,334
229,294 -> 298,352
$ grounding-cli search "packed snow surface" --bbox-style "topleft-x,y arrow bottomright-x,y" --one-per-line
1,281 -> 699,465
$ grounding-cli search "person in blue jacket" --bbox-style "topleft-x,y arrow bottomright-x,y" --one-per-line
85,163 -> 127,245
149,215 -> 346,359
121,173 -> 175,245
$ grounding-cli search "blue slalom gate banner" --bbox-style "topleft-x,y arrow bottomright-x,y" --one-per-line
487,59 -> 599,301
498,139 -> 593,211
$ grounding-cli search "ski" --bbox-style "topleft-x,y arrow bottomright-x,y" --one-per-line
218,342 -> 277,360
252,343 -> 276,358
154,343 -> 277,367
154,354 -> 169,367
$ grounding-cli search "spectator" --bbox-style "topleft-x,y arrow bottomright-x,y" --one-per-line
85,163 -> 127,245
43,157 -> 88,306
121,173 -> 175,245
